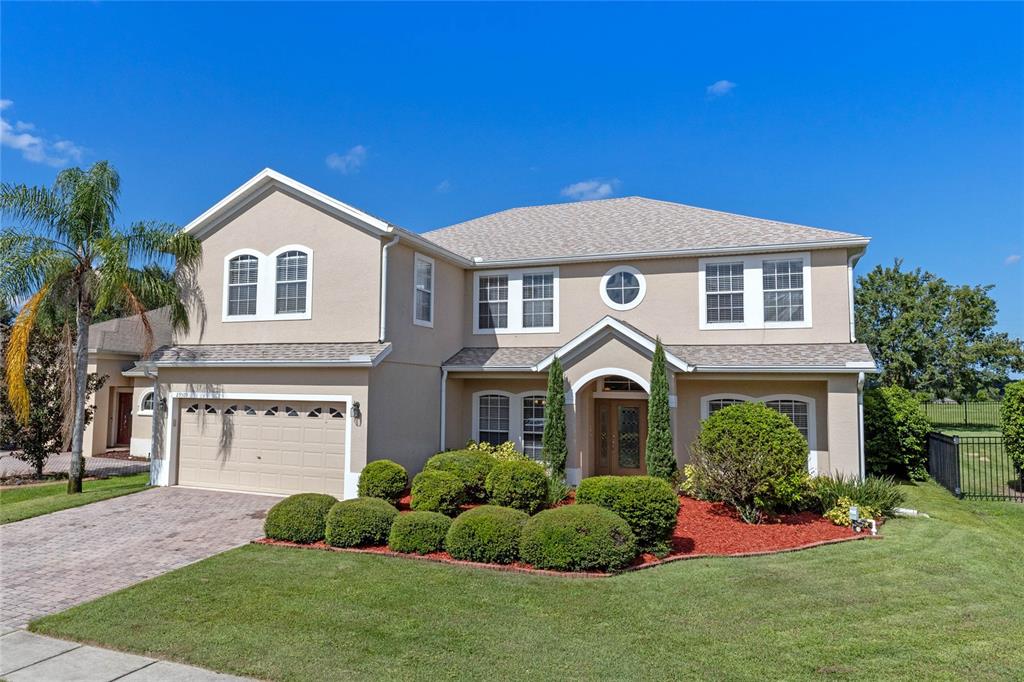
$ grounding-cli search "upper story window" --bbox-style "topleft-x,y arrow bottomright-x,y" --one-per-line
227,255 -> 259,316
699,253 -> 811,330
600,265 -> 646,311
474,268 -> 559,334
222,246 -> 313,322
413,254 -> 434,327
275,251 -> 308,314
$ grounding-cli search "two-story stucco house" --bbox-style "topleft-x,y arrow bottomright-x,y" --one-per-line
86,169 -> 877,499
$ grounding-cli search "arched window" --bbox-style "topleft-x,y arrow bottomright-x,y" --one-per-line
708,397 -> 745,415
276,250 -> 308,314
139,391 -> 155,414
227,254 -> 259,316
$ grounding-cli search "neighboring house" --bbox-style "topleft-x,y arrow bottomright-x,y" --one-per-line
87,169 -> 876,498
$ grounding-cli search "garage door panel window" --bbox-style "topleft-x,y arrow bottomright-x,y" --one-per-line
185,403 -> 199,414
308,407 -> 322,418
265,406 -> 279,416
328,407 -> 344,419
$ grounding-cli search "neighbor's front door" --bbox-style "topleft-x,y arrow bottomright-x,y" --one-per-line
116,392 -> 133,446
594,399 -> 648,476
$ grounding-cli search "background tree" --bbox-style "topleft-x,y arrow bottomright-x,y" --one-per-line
855,259 -> 1024,400
1,161 -> 201,493
645,339 -> 676,479
1002,381 -> 1024,477
541,356 -> 567,478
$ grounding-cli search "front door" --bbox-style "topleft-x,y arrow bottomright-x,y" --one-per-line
116,392 -> 133,446
594,399 -> 648,476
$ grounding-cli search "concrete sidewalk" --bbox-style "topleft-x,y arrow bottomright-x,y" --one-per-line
0,629 -> 254,681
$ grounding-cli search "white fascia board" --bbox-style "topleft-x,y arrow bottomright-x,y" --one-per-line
692,364 -> 879,374
533,316 -> 691,372
463,237 -> 872,269
183,168 -> 391,239
442,365 -> 538,372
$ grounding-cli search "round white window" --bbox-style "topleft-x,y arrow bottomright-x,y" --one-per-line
600,265 -> 646,311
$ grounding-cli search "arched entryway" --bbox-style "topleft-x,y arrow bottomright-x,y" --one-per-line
570,369 -> 651,480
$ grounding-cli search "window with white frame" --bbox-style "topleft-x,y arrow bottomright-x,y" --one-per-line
705,262 -> 744,323
477,394 -> 510,445
522,273 -> 554,328
474,269 -> 558,334
763,259 -> 804,322
765,399 -> 810,438
413,254 -> 434,326
275,251 -> 308,314
227,255 -> 259,316
139,391 -> 155,414
522,396 -> 546,459
707,397 -> 744,414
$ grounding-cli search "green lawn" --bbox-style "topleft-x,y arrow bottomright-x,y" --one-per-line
0,473 -> 150,524
30,482 -> 1024,681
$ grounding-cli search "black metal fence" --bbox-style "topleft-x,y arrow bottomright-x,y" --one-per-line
926,432 -> 1023,502
921,401 -> 1002,428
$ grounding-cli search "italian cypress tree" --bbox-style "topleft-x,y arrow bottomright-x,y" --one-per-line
542,356 -> 567,477
645,339 -> 676,479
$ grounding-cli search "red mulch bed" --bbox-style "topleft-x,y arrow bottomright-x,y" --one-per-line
257,494 -> 879,577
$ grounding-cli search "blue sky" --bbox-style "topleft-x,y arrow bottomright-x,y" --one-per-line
2,2 -> 1022,337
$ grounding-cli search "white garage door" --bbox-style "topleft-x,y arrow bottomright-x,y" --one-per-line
177,399 -> 346,496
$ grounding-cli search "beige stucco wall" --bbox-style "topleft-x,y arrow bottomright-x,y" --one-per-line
443,375 -> 548,454
367,360 -> 446,474
84,354 -> 137,456
177,188 -> 383,345
129,380 -> 154,457
464,248 -> 853,347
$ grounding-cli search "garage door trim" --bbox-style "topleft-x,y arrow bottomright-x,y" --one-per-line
159,391 -> 356,499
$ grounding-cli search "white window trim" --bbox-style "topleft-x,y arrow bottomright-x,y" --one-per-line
698,251 -> 812,330
413,253 -> 435,328
699,392 -> 819,475
138,390 -> 155,416
472,267 -> 559,335
471,389 -> 547,455
221,245 -> 314,322
599,265 -> 646,311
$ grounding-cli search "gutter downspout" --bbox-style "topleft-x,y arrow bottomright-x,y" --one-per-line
379,234 -> 400,342
848,251 -> 863,343
857,371 -> 866,480
143,365 -> 163,486
439,367 -> 449,451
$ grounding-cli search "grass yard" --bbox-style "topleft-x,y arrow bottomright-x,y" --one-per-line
0,473 -> 150,524
30,481 -> 1024,681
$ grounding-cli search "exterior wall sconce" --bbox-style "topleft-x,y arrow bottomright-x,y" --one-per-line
352,401 -> 362,420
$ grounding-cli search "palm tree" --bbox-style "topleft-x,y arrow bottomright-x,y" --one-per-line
1,161 -> 201,492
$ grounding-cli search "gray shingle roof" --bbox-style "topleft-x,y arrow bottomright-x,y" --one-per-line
443,343 -> 875,371
422,197 -> 866,262
88,307 -> 173,355
144,342 -> 391,366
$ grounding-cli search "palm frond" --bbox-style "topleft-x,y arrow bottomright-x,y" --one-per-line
0,184 -> 68,236
0,231 -> 76,306
5,286 -> 50,424
61,162 -> 119,250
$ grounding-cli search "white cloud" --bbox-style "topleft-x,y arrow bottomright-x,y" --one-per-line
706,80 -> 737,98
1006,254 -> 1021,266
560,178 -> 620,201
325,144 -> 367,174
435,179 -> 452,193
0,100 -> 85,167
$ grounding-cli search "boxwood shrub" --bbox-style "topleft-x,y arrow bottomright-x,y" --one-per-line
576,475 -> 679,553
388,511 -> 452,554
324,497 -> 399,547
519,504 -> 638,572
263,493 -> 337,544
357,459 -> 408,503
410,470 -> 465,516
444,505 -> 529,564
424,449 -> 496,501
484,459 -> 549,514
864,386 -> 931,480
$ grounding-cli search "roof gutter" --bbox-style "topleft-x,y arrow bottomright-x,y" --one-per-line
379,234 -> 401,343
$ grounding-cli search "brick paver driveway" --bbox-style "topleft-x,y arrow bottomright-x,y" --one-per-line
0,487 -> 276,629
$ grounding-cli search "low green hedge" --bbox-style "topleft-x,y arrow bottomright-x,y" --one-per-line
444,505 -> 529,564
324,497 -> 398,547
358,459 -> 408,503
388,511 -> 452,554
263,493 -> 337,544
484,459 -> 549,514
576,476 -> 679,552
410,470 -> 465,516
519,504 -> 638,572
424,449 -> 496,501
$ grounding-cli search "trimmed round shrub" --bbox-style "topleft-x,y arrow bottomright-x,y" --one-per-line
576,476 -> 679,552
263,493 -> 337,544
388,511 -> 452,554
324,497 -> 398,547
410,470 -> 465,516
358,459 -> 408,503
689,402 -> 810,524
1002,381 -> 1024,476
444,505 -> 529,564
424,449 -> 496,501
520,504 -> 638,572
864,386 -> 931,480
484,459 -> 549,514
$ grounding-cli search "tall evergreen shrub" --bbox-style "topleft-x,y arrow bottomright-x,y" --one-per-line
1002,381 -> 1024,475
542,356 -> 567,477
645,339 -> 676,479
